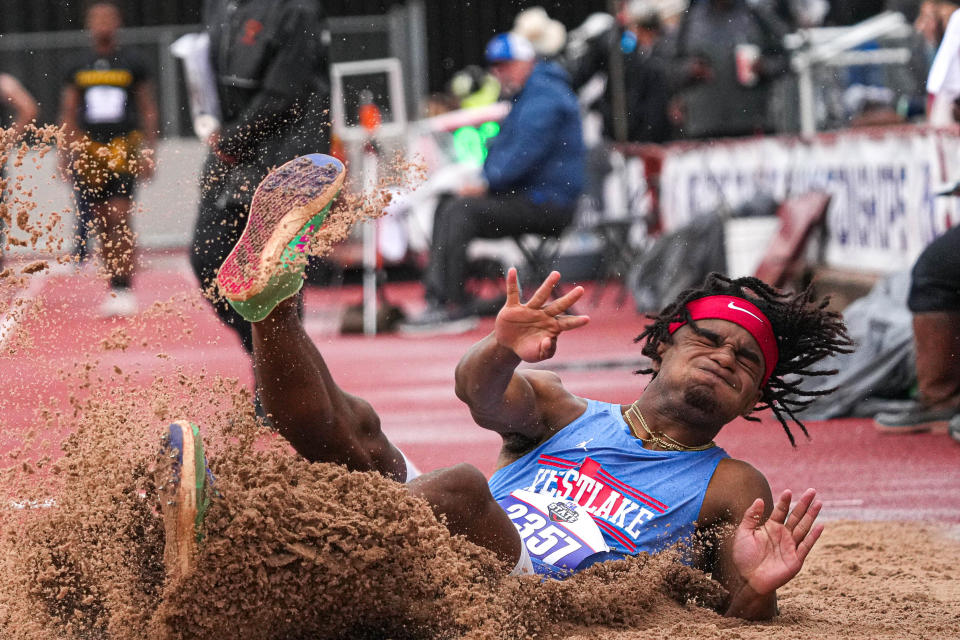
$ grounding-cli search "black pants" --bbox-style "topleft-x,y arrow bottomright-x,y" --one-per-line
424,194 -> 575,307
909,225 -> 960,313
190,155 -> 258,353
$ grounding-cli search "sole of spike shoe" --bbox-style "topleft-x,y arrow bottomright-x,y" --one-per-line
217,154 -> 345,322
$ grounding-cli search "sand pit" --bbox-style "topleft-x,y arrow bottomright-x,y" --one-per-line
1,128 -> 958,639
559,521 -> 960,639
1,377 -> 957,640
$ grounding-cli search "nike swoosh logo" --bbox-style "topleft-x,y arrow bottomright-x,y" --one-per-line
728,301 -> 764,324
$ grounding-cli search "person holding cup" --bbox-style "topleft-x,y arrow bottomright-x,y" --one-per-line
670,0 -> 790,139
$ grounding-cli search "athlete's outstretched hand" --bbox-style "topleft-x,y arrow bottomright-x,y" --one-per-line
495,268 -> 590,363
731,488 -> 823,597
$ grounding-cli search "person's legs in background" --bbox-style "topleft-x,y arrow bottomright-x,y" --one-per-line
77,174 -> 139,317
403,193 -> 574,333
73,192 -> 94,264
875,225 -> 960,434
419,194 -> 478,313
190,156 -> 254,354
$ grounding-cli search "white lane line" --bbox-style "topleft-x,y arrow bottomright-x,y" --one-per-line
0,269 -> 50,350
821,499 -> 865,507
8,498 -> 56,509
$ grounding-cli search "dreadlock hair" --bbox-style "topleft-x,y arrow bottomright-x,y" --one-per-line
633,273 -> 854,446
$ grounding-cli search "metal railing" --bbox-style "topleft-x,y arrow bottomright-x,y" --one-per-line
789,11 -> 915,136
0,5 -> 428,137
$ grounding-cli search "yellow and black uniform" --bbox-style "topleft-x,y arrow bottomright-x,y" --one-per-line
64,49 -> 151,204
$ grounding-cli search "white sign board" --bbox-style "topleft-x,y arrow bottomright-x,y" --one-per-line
657,126 -> 960,273
330,58 -> 407,141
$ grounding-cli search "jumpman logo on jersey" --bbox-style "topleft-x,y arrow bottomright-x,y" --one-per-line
575,439 -> 593,450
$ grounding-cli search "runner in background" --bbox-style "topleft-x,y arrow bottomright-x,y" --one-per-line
59,0 -> 158,316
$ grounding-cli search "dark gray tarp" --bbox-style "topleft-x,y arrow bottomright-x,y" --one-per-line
797,271 -> 916,420
628,212 -> 727,313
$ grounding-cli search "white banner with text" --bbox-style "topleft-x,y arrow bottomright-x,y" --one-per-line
658,126 -> 960,273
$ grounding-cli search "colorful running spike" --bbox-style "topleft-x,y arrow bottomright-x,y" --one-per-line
160,420 -> 215,582
217,154 -> 346,322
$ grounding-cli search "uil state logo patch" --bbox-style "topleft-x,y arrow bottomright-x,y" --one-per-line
548,500 -> 578,523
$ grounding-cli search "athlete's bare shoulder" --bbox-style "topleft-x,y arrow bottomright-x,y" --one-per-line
495,369 -> 587,465
519,369 -> 588,431
698,457 -> 773,528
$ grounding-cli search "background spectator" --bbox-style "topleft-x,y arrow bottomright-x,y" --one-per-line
58,0 -> 158,317
512,6 -> 568,59
918,0 -> 960,123
563,1 -> 683,143
671,0 -> 790,139
447,65 -> 501,109
606,0 -> 673,143
401,33 -> 585,333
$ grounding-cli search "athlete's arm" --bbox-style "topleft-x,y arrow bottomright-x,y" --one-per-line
134,79 -> 159,179
455,269 -> 589,439
0,74 -> 37,131
698,460 -> 823,620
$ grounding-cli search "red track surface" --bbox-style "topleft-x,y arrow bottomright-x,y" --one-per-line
2,251 -> 959,522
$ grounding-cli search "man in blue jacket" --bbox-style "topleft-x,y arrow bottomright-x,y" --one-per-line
403,33 -> 586,333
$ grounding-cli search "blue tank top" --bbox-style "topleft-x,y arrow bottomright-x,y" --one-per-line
488,399 -> 728,569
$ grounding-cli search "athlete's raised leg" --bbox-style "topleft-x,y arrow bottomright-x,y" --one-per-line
252,296 -> 407,481
216,154 -> 406,481
215,154 -> 525,572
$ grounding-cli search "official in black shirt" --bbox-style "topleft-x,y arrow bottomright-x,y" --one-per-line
191,0 -> 331,355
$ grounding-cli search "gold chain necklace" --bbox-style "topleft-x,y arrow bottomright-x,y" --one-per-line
623,401 -> 716,452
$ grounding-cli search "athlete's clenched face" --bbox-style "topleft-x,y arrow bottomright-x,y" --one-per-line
653,318 -> 764,424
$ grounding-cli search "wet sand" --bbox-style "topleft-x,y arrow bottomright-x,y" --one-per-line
1,381 -> 957,640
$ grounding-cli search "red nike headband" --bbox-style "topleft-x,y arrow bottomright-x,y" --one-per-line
667,295 -> 779,386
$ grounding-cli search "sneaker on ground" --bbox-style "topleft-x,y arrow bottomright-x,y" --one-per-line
873,403 -> 955,433
949,414 -> 960,445
159,420 -> 215,583
217,154 -> 345,323
398,305 -> 479,336
98,288 -> 137,317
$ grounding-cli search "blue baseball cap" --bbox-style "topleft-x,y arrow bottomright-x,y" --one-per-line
485,33 -> 536,64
